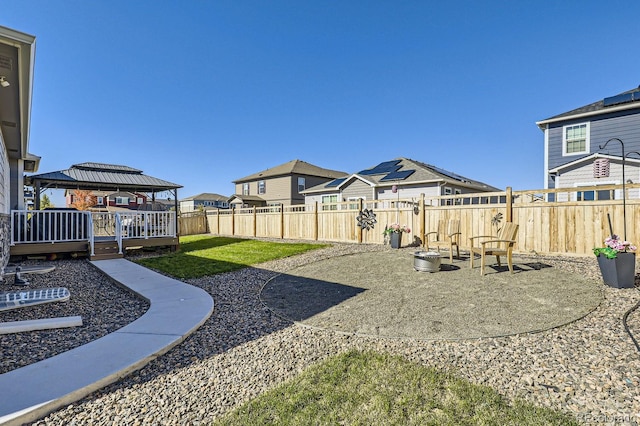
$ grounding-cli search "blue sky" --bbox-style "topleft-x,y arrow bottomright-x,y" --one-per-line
3,1 -> 640,206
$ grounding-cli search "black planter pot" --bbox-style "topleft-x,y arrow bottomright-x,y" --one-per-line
390,232 -> 402,249
596,252 -> 636,289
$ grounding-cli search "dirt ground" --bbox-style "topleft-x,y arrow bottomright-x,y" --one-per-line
260,250 -> 603,340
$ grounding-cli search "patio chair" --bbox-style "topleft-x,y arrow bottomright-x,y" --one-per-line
425,219 -> 461,262
469,222 -> 519,276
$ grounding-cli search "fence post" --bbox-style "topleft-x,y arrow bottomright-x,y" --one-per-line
231,207 -> 235,236
253,206 -> 257,237
280,205 -> 284,239
314,201 -> 319,241
506,186 -> 513,222
357,199 -> 363,243
419,193 -> 425,247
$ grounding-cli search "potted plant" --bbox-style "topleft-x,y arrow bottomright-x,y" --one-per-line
383,223 -> 411,249
593,234 -> 637,288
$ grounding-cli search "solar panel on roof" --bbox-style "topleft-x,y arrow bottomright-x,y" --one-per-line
358,160 -> 402,175
380,170 -> 415,181
603,90 -> 640,107
325,178 -> 346,188
430,165 -> 468,183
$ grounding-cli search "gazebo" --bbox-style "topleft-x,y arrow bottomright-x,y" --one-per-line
12,162 -> 183,260
26,162 -> 182,211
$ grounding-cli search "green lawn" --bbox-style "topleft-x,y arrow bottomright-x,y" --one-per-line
215,350 -> 578,426
134,235 -> 328,279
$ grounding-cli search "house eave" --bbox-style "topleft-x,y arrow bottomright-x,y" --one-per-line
536,102 -> 640,130
0,26 -> 36,160
548,153 -> 640,174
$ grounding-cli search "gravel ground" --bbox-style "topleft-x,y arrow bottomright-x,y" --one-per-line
0,259 -> 149,374
4,243 -> 640,425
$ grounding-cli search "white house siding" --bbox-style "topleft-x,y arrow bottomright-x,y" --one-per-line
179,201 -> 196,213
554,160 -> 640,201
376,183 -> 440,200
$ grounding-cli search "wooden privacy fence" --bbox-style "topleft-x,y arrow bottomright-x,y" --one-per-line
178,211 -> 208,236
178,183 -> 640,257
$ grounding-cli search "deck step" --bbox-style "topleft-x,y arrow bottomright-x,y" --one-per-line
91,241 -> 123,261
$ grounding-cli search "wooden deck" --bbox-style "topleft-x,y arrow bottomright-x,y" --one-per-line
9,210 -> 179,260
10,236 -> 179,260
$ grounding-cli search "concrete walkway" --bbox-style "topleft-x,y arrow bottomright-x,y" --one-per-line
0,259 -> 214,426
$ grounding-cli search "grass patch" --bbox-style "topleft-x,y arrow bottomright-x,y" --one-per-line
134,235 -> 328,279
215,350 -> 578,426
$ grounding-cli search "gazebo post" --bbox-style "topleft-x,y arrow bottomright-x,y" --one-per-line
173,189 -> 179,236
34,180 -> 41,210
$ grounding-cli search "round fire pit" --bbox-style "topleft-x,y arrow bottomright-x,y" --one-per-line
414,251 -> 441,272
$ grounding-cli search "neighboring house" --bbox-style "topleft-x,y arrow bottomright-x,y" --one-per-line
179,193 -> 229,212
0,26 -> 39,268
140,198 -> 174,211
302,157 -> 499,205
65,189 -> 151,210
230,159 -> 346,207
537,86 -> 640,201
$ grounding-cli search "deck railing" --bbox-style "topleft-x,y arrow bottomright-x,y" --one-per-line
11,210 -> 177,255
11,209 -> 92,245
117,211 -> 176,240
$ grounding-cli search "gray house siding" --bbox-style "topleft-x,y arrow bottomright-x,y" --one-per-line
341,179 -> 373,200
293,175 -> 335,204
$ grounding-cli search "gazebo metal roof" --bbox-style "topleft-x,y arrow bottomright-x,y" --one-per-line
26,162 -> 182,210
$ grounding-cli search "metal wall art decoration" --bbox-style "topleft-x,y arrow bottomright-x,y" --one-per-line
356,209 -> 377,230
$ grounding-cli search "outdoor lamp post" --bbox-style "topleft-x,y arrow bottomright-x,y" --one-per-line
599,138 -> 626,240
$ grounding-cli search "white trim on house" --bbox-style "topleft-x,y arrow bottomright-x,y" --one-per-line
335,174 -> 376,190
562,122 -> 590,156
543,125 -> 549,190
549,153 -> 640,174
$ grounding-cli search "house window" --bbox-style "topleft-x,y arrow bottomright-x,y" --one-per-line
563,123 -> 590,155
347,197 -> 365,210
258,180 -> 266,195
243,183 -> 249,195
298,177 -> 306,193
576,190 -> 612,201
575,182 -> 614,201
443,187 -> 453,206
322,194 -> 338,211
115,197 -> 129,205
